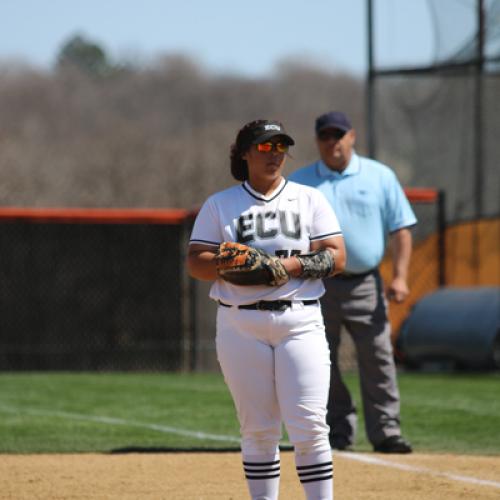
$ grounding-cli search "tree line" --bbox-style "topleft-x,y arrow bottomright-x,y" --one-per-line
0,35 -> 365,209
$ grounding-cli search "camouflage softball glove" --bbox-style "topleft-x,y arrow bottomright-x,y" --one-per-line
214,242 -> 290,286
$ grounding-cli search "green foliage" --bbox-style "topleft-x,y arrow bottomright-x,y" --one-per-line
56,34 -> 116,77
0,372 -> 498,454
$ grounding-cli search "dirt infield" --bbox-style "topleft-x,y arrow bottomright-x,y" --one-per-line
1,451 -> 499,499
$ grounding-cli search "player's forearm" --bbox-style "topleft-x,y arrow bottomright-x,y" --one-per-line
282,256 -> 303,278
389,228 -> 412,281
327,245 -> 346,276
186,248 -> 218,281
310,236 -> 346,276
286,241 -> 346,279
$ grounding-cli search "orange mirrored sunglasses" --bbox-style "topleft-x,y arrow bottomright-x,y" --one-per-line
256,142 -> 289,153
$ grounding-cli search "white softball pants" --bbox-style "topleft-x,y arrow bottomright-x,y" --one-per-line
216,301 -> 331,455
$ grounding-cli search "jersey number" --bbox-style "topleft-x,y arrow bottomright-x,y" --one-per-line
275,249 -> 301,258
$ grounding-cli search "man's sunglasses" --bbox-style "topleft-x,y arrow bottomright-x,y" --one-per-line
317,129 -> 347,141
256,142 -> 289,153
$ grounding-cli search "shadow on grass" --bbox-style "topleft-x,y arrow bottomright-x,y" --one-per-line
109,445 -> 294,454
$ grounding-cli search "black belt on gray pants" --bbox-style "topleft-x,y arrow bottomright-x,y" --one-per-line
218,299 -> 318,311
336,268 -> 377,280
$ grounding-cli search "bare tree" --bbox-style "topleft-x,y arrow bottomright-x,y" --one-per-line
0,49 -> 364,209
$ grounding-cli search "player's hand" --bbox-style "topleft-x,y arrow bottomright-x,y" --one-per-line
386,277 -> 409,303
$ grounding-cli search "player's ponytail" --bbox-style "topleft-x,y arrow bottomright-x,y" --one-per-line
230,143 -> 248,181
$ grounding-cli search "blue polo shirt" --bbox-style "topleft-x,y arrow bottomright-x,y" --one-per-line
289,152 -> 417,274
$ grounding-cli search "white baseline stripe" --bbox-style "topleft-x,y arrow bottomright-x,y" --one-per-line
0,405 -> 241,444
2,404 -> 498,490
341,452 -> 500,490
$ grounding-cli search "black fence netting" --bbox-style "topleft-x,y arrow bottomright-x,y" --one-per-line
370,0 -> 500,223
373,70 -> 499,222
0,216 -> 191,371
0,192 -> 446,373
372,0 -> 498,70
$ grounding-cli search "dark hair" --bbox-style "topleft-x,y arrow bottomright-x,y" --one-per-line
230,119 -> 268,181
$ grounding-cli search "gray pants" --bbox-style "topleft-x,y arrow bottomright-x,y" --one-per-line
321,269 -> 402,447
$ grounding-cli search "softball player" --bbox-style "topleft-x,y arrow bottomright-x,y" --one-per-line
187,119 -> 346,500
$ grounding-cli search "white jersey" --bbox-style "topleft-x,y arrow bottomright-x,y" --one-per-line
189,178 -> 342,305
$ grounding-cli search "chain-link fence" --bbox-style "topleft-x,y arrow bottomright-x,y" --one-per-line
0,191 -> 479,372
367,0 -> 500,285
0,209 -> 192,371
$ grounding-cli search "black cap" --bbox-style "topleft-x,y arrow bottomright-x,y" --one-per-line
239,120 -> 295,149
315,111 -> 352,134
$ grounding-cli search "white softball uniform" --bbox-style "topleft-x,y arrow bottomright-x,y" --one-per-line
190,178 -> 342,304
189,178 -> 341,500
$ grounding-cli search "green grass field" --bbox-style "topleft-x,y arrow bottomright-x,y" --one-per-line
0,371 -> 499,455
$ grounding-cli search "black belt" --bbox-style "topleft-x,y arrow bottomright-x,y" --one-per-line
336,268 -> 377,280
218,300 -> 318,311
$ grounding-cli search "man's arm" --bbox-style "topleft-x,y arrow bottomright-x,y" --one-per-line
387,228 -> 412,303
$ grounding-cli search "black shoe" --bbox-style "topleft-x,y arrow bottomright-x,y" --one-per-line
329,434 -> 353,451
373,435 -> 413,454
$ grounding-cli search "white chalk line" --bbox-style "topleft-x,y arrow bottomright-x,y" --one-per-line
341,452 -> 500,490
1,405 -> 499,490
0,404 -> 240,444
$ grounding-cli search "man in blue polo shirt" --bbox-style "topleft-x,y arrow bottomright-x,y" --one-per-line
289,111 -> 416,454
